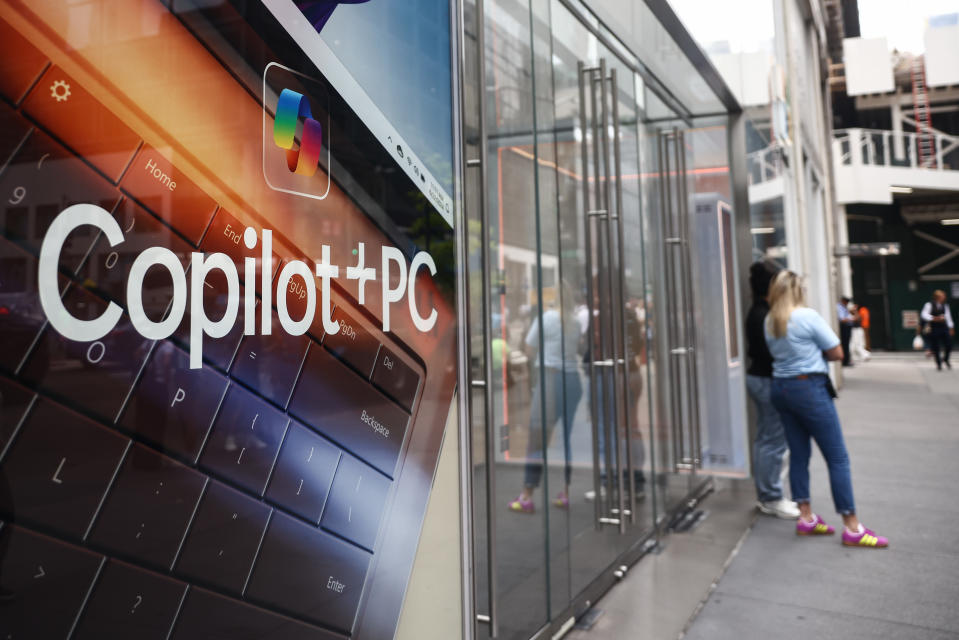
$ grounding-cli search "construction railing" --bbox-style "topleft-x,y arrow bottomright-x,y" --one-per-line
746,141 -> 786,185
834,128 -> 959,171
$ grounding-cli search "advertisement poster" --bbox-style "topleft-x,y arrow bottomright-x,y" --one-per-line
0,1 -> 457,638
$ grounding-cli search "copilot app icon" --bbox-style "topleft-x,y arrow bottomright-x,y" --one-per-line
262,62 -> 332,199
274,88 -> 324,176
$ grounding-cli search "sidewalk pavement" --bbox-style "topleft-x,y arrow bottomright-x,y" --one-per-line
684,353 -> 959,640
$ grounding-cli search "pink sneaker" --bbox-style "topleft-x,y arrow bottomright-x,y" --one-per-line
796,514 -> 835,536
508,496 -> 534,514
842,526 -> 888,548
552,492 -> 569,509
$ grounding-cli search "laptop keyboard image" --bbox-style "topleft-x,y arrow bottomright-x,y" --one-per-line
0,17 -> 427,637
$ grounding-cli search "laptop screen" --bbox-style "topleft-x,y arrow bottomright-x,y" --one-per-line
262,0 -> 454,222
0,1 -> 459,638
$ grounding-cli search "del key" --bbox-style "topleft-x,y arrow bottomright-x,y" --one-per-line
290,347 -> 409,477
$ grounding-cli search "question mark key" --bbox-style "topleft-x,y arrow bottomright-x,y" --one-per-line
72,560 -> 187,636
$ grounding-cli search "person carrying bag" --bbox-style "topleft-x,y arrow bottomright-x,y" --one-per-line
920,290 -> 954,371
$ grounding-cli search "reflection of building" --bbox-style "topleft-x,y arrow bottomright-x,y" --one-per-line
828,8 -> 959,349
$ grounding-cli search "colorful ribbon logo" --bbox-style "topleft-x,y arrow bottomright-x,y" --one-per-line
273,88 -> 323,177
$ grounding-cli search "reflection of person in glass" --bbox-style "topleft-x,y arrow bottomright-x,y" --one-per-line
508,291 -> 583,513
586,298 -> 646,502
297,0 -> 371,32
624,298 -> 647,498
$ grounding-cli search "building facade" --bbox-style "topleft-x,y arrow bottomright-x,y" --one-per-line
0,1 -> 843,639
829,6 -> 959,350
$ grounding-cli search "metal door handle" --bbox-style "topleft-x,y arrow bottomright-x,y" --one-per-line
469,0 -> 497,633
579,60 -> 605,532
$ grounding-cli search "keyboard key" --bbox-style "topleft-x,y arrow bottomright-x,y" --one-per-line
0,129 -> 119,271
0,237 -> 60,375
0,17 -> 48,106
21,284 -> 152,423
245,512 -> 371,633
22,65 -> 141,182
371,345 -> 420,412
0,104 -> 31,167
0,399 -> 128,539
120,144 -> 217,246
119,341 -> 227,462
265,422 -> 340,524
171,587 -> 340,640
89,444 -> 206,570
323,305 -> 380,377
78,197 -> 192,317
0,376 -> 33,453
200,386 -> 288,495
230,309 -> 310,408
173,268 -> 246,370
175,481 -> 271,594
0,525 -> 103,640
320,454 -> 390,552
200,208 -> 279,295
277,261 -> 325,340
73,559 -> 186,640
290,347 -> 410,477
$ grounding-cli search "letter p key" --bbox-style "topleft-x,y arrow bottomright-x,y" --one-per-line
171,388 -> 186,408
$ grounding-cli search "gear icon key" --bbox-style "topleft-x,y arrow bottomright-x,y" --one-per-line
50,79 -> 71,102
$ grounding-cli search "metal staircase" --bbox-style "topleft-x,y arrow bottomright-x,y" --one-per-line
911,56 -> 937,169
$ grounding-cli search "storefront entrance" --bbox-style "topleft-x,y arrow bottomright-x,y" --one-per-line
459,1 -> 744,638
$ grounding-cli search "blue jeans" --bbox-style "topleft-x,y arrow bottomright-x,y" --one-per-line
770,376 -> 856,515
745,375 -> 787,503
524,367 -> 583,488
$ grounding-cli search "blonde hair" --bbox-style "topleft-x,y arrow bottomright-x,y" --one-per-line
767,270 -> 806,338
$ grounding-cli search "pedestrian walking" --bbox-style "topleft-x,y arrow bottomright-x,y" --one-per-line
745,261 -> 799,519
765,271 -> 888,548
920,290 -> 954,371
858,304 -> 871,351
836,296 -> 855,367
849,302 -> 870,363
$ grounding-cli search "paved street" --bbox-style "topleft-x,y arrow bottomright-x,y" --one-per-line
685,353 -> 959,640
570,353 -> 959,640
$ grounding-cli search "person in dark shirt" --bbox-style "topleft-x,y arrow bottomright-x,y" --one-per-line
745,261 -> 799,519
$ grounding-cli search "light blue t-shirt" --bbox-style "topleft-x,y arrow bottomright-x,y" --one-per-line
764,307 -> 840,377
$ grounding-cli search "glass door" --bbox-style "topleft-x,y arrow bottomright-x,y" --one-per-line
547,1 -> 659,611
464,2 -> 700,637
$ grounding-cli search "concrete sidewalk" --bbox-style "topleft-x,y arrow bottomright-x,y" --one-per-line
684,354 -> 959,640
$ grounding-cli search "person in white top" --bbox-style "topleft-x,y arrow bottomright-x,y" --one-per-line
920,290 -> 954,370
508,291 -> 585,513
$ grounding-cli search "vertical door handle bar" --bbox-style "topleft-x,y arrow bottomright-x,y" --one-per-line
599,65 -> 626,534
608,69 -> 635,524
595,59 -> 619,527
677,130 -> 703,468
578,61 -> 603,530
661,132 -> 684,470
472,0 -> 497,632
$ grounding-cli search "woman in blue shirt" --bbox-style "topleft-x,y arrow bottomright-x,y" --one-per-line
765,271 -> 888,548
